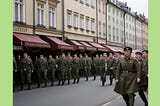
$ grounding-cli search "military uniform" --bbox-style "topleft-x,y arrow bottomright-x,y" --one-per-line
66,57 -> 72,84
58,57 -> 67,85
93,56 -> 100,80
13,56 -> 17,91
48,57 -> 57,86
72,56 -> 80,83
79,56 -> 85,78
114,56 -> 141,106
20,57 -> 34,90
84,56 -> 92,81
106,57 -> 116,85
35,58 -> 48,88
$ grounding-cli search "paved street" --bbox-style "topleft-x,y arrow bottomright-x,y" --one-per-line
14,76 -> 145,106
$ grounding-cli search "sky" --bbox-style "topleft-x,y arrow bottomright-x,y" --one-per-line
119,0 -> 148,18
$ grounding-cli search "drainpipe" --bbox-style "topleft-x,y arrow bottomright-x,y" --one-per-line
105,0 -> 109,45
62,0 -> 65,41
123,11 -> 126,47
33,0 -> 35,35
96,0 -> 98,43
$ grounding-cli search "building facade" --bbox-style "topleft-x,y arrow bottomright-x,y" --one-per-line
141,17 -> 148,50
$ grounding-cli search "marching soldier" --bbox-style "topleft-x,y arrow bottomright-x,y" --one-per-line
135,51 -> 148,106
79,54 -> 84,78
35,54 -> 48,88
13,56 -> 17,91
107,52 -> 116,85
66,53 -> 73,85
55,55 -> 61,85
114,47 -> 141,106
93,54 -> 100,80
84,54 -> 92,81
58,53 -> 67,85
48,55 -> 57,86
19,53 -> 34,90
101,53 -> 108,86
72,54 -> 80,83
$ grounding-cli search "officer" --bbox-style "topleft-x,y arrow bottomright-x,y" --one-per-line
72,54 -> 80,83
13,56 -> 17,91
35,54 -> 48,88
66,53 -> 73,85
107,52 -> 116,85
114,47 -> 141,106
19,53 -> 34,90
135,51 -> 148,106
93,54 -> 100,80
58,53 -> 67,85
48,55 -> 57,86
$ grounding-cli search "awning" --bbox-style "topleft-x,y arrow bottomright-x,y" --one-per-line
104,45 -> 123,53
67,40 -> 85,50
43,36 -> 74,50
13,33 -> 50,48
88,42 -> 110,52
79,41 -> 96,51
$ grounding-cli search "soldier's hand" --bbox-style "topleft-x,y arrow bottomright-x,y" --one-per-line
115,79 -> 118,83
137,78 -> 141,83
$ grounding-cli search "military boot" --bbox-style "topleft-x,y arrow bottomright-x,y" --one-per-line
93,75 -> 96,80
139,91 -> 148,106
128,93 -> 135,106
86,76 -> 88,81
62,80 -> 65,85
68,79 -> 70,85
123,94 -> 129,106
77,78 -> 79,83
57,80 -> 61,85
73,78 -> 76,84
28,84 -> 31,90
45,81 -> 47,87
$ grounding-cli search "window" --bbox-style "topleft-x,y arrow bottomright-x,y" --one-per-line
99,21 -> 102,35
113,17 -> 115,23
103,3 -> 105,13
91,19 -> 95,32
129,34 -> 131,40
108,25 -> 111,34
117,36 -> 119,42
37,3 -> 45,26
126,23 -> 128,29
86,0 -> 90,6
108,5 -> 111,13
80,0 -> 84,4
113,35 -> 115,42
112,8 -> 115,15
14,0 -> 25,22
73,13 -> 79,28
126,15 -> 128,20
116,19 -> 119,24
116,10 -> 119,17
103,23 -> 106,35
113,27 -> 115,36
67,10 -> 72,27
49,7 -> 56,28
86,17 -> 90,31
91,0 -> 96,8
108,15 -> 111,21
80,15 -> 84,29
126,32 -> 128,40
116,28 -> 119,36
109,34 -> 111,41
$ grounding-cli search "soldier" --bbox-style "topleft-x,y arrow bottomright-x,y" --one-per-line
72,54 -> 80,83
93,54 -> 100,80
58,53 -> 67,85
107,52 -> 116,85
135,51 -> 148,106
35,54 -> 48,88
84,54 -> 92,81
66,53 -> 72,85
13,56 -> 17,91
19,53 -> 34,90
101,53 -> 108,86
79,54 -> 84,78
48,55 -> 57,86
114,47 -> 141,106
55,55 -> 61,85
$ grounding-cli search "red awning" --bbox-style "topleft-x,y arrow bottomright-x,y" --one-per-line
79,41 -> 96,51
104,45 -> 123,53
67,40 -> 85,50
88,42 -> 110,52
13,33 -> 50,48
45,36 -> 74,50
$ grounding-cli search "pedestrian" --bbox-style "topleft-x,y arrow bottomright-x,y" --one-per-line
114,47 -> 141,106
35,54 -> 48,88
72,54 -> 80,83
19,53 -> 34,90
135,51 -> 148,106
48,55 -> 57,86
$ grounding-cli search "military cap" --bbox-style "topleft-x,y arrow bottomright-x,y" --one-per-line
124,47 -> 132,52
142,50 -> 148,53
103,53 -> 107,55
135,51 -> 142,56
